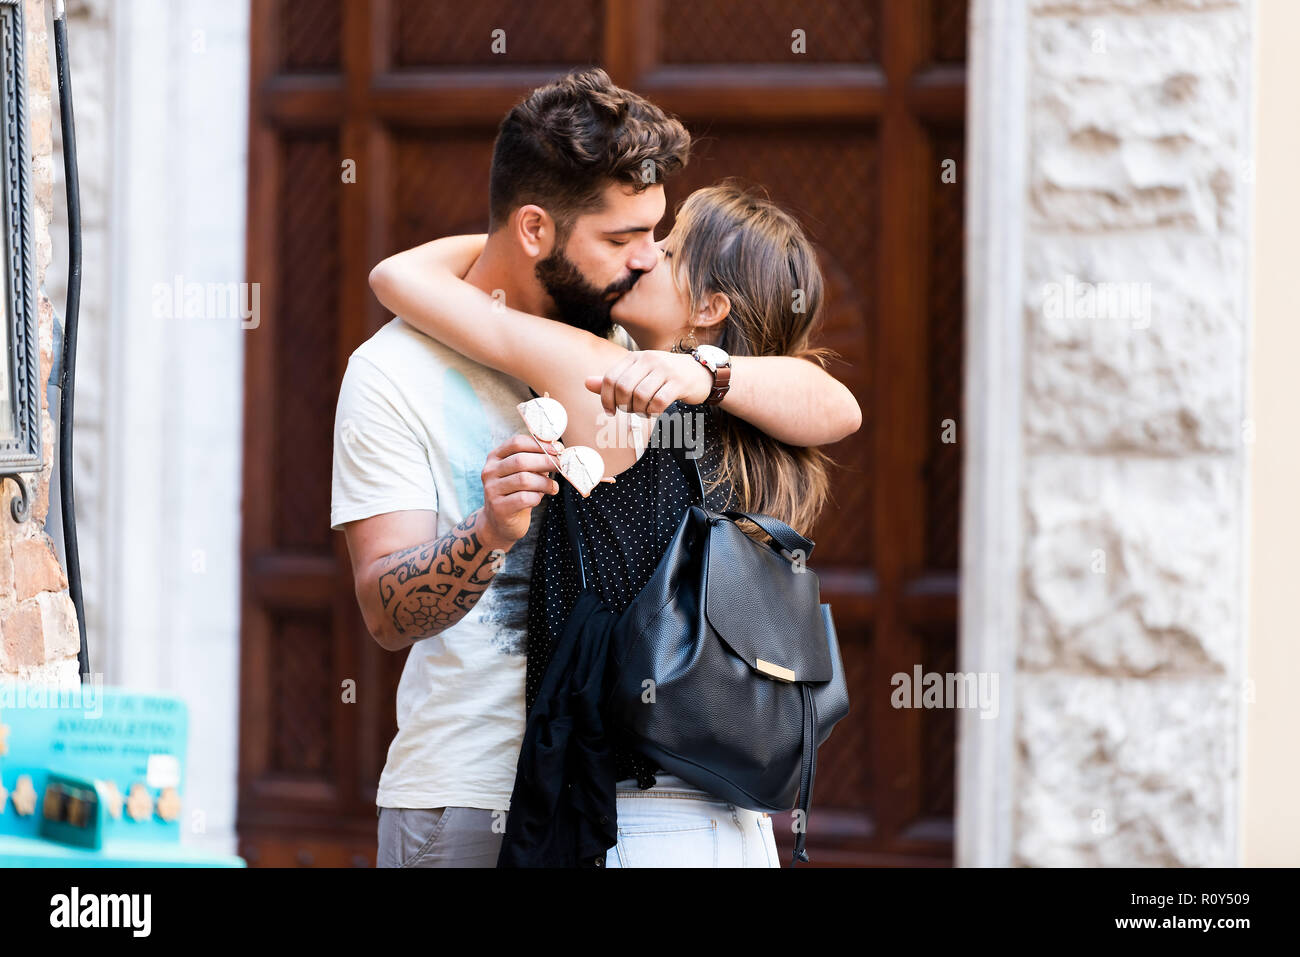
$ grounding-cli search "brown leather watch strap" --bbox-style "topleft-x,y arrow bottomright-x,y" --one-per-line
706,364 -> 731,405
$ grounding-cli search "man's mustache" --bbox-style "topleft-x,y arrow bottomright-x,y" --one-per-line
603,271 -> 643,301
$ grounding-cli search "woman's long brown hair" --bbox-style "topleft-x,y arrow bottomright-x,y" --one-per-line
668,182 -> 837,536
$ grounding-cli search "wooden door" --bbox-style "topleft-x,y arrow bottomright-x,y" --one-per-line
240,0 -> 967,867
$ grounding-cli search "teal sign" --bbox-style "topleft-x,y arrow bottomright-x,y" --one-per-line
0,682 -> 242,867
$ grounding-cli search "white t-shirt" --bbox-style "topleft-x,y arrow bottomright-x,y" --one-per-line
330,317 -> 543,811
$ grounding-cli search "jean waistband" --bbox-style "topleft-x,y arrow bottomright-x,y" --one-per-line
614,773 -> 714,799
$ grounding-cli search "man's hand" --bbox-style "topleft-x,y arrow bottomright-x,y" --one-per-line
584,350 -> 713,417
480,434 -> 561,547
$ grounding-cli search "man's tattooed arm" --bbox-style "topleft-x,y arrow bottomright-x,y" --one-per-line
374,510 -> 508,643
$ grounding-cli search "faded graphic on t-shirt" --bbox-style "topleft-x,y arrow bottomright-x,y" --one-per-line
440,365 -> 532,657
442,367 -> 496,515
476,501 -> 541,657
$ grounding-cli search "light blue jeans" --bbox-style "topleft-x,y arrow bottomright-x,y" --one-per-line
604,774 -> 780,868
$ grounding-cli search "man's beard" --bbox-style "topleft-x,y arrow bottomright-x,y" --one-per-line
535,244 -> 640,339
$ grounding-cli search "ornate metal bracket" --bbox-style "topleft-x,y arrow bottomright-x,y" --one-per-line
0,0 -> 42,499
0,472 -> 30,523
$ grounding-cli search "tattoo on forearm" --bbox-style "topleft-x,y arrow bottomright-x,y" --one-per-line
376,511 -> 504,640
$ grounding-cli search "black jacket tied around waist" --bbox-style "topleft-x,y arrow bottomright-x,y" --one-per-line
497,589 -> 620,868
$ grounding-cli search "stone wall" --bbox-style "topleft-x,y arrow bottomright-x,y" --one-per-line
0,0 -> 80,682
1015,0 -> 1250,865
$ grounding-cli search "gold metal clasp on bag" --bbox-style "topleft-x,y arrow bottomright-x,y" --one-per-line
756,658 -> 796,683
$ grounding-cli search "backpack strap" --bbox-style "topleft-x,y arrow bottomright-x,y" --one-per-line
792,684 -> 818,866
561,485 -> 589,592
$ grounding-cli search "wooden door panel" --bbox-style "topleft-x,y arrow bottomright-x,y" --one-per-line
924,124 -> 965,575
389,134 -> 495,251
658,0 -> 879,63
278,0 -> 343,72
274,134 -> 342,552
391,0 -> 605,67
241,0 -> 965,868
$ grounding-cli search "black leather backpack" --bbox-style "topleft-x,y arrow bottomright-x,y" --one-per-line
566,449 -> 850,866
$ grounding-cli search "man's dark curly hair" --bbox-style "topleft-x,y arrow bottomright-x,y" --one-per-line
488,67 -> 691,236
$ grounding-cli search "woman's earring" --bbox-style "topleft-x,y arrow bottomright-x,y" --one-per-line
674,325 -> 699,354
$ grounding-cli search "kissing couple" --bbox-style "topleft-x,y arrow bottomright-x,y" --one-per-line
331,66 -> 861,868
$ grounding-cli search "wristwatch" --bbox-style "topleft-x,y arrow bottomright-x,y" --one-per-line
691,344 -> 732,406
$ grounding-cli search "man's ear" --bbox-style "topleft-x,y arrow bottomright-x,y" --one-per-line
513,204 -> 555,259
696,291 -> 731,331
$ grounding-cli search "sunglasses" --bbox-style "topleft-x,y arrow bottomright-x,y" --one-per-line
517,394 -> 616,498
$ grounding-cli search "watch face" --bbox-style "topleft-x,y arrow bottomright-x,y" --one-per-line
695,344 -> 730,369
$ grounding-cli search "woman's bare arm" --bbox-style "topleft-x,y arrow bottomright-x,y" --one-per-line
586,351 -> 861,446
367,235 -> 648,475
371,235 -> 861,463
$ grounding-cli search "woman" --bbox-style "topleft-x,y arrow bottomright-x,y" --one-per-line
370,182 -> 855,867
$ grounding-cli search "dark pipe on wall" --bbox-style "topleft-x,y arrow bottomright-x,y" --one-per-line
52,0 -> 88,680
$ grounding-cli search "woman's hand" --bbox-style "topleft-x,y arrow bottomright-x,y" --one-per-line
585,350 -> 713,417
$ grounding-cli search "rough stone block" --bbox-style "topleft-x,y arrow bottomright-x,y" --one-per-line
0,598 -> 44,670
1022,455 -> 1239,674
1024,234 -> 1245,452
38,589 -> 81,660
1029,11 -> 1249,233
12,533 -> 69,600
1016,674 -> 1237,866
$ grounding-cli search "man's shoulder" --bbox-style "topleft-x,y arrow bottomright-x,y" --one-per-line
350,317 -> 518,384
344,317 -> 531,426
351,316 -> 458,368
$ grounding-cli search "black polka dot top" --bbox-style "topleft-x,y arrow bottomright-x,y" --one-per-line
524,399 -> 734,788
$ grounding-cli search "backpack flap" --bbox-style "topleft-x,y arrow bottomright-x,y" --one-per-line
701,514 -> 834,684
